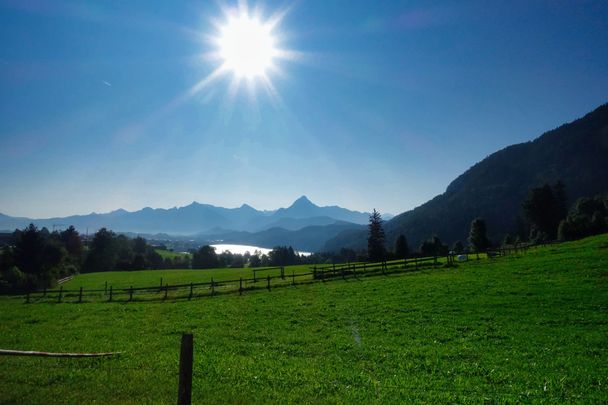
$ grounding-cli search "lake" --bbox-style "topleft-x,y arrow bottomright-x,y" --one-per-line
210,243 -> 311,256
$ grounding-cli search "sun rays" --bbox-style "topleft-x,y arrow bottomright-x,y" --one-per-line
190,1 -> 298,104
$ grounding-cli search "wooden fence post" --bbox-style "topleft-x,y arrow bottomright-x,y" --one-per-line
267,275 -> 271,291
164,284 -> 168,300
160,277 -> 163,289
58,286 -> 63,303
177,333 -> 193,405
189,283 -> 193,300
109,286 -> 113,302
129,286 -> 134,301
253,270 -> 257,283
239,278 -> 243,295
281,267 -> 285,280
79,287 -> 83,303
211,278 -> 215,296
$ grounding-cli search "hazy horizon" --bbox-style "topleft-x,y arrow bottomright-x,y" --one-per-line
1,1 -> 607,218
0,194 -> 383,220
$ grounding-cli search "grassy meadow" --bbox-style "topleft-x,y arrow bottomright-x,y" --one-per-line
0,235 -> 607,403
154,249 -> 191,260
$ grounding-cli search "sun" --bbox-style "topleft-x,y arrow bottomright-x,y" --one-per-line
189,2 -> 299,101
217,14 -> 277,79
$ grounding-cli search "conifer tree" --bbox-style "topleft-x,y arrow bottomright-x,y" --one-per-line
367,209 -> 386,262
394,234 -> 409,259
468,218 -> 490,253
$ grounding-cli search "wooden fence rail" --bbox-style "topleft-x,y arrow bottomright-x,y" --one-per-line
0,349 -> 121,358
18,246 -> 535,304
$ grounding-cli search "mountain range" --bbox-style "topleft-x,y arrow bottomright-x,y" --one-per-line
325,103 -> 608,251
0,196 -> 378,251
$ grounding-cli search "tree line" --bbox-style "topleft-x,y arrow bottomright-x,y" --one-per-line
0,226 -> 185,292
190,245 -> 309,269
362,181 -> 607,263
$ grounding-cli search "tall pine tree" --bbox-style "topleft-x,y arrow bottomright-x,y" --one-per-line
367,209 -> 386,262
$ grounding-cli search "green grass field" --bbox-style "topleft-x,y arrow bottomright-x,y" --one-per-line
60,264 -> 314,291
154,249 -> 191,260
1,235 -> 607,403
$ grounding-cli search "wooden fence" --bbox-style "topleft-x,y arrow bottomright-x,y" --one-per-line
20,245 -> 533,304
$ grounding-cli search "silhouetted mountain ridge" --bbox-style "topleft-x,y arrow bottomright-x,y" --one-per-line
0,196 -> 372,240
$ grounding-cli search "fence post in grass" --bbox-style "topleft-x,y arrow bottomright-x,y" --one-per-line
253,270 -> 257,283
177,333 -> 193,405
129,286 -> 134,302
341,267 -> 345,280
239,277 -> 243,295
79,287 -> 83,303
189,283 -> 193,300
267,275 -> 270,291
58,286 -> 63,303
160,277 -> 163,289
164,284 -> 168,300
109,286 -> 113,302
211,278 -> 215,296
313,269 -> 317,279
281,266 -> 285,280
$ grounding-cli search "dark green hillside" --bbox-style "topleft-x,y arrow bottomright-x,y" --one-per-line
326,103 -> 608,251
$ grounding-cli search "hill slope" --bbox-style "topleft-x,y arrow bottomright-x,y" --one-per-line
326,103 -> 608,251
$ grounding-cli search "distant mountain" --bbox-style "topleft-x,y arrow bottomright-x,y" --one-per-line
202,222 -> 364,252
325,103 -> 608,251
0,196 -> 374,244
272,196 -> 369,223
251,216 -> 348,232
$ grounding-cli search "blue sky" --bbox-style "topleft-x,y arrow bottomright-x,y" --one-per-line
1,0 -> 607,218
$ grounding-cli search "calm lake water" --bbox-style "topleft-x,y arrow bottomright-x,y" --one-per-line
210,243 -> 311,256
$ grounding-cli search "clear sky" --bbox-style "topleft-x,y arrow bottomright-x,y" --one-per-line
1,0 -> 607,218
